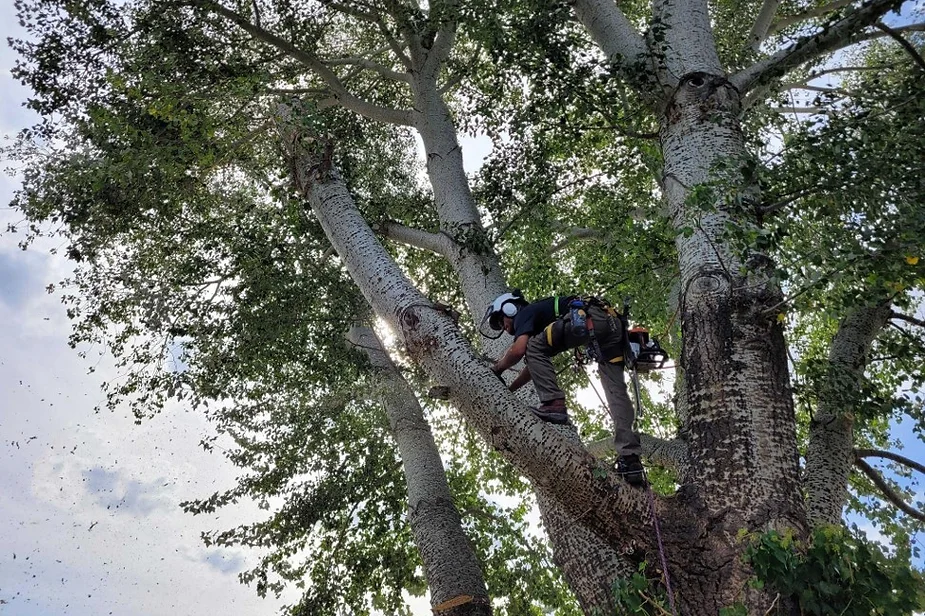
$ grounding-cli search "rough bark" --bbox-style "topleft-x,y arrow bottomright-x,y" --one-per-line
657,70 -> 806,613
803,302 -> 893,527
348,324 -> 491,614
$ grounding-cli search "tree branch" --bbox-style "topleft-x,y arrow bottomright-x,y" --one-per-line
323,0 -> 380,23
854,457 -> 925,522
571,0 -> 651,82
587,434 -> 691,478
768,0 -> 856,36
731,0 -> 907,94
855,448 -> 925,476
198,0 -> 414,126
375,220 -> 453,256
321,53 -> 411,82
891,311 -> 925,328
747,0 -> 782,51
549,227 -> 606,254
374,11 -> 414,69
874,22 -> 925,73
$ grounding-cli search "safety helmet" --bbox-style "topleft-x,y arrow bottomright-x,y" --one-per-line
482,291 -> 526,332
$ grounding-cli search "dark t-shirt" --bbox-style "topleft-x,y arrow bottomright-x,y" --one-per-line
512,296 -> 574,338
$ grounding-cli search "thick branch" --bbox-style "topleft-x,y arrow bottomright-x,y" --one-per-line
803,302 -> 893,527
376,220 -> 453,256
747,0 -> 782,51
587,434 -> 691,477
571,0 -> 651,80
731,0 -> 907,94
424,25 -> 457,77
276,112 -> 652,543
854,457 -> 925,522
347,324 -> 490,609
200,0 -> 414,126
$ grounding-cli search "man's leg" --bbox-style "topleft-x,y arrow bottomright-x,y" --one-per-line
598,361 -> 641,456
599,360 -> 646,485
525,328 -> 567,405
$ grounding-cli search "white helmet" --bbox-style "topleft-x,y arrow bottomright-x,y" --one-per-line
482,291 -> 526,331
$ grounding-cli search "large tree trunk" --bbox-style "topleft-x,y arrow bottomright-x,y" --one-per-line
348,324 -> 491,614
656,72 -> 807,613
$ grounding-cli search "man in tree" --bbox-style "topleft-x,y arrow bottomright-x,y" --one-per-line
487,292 -> 645,485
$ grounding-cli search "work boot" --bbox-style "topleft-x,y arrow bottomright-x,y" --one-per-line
616,454 -> 646,486
531,399 -> 569,425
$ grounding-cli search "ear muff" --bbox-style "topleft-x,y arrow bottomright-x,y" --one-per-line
501,301 -> 519,317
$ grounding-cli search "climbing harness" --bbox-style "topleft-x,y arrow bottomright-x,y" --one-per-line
648,487 -> 679,616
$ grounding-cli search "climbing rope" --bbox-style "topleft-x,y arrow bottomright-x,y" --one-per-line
648,487 -> 679,616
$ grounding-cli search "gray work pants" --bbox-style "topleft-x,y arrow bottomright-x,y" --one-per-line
525,304 -> 641,456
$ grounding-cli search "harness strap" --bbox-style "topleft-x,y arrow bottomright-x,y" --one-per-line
545,323 -> 554,346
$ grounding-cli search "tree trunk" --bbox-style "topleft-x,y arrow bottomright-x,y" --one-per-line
348,324 -> 491,614
803,302 -> 893,527
655,72 -> 808,612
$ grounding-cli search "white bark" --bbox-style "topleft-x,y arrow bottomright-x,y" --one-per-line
348,324 -> 490,611
731,0 -> 907,93
571,0 -> 652,82
651,0 -> 723,83
275,123 -> 652,553
803,302 -> 892,527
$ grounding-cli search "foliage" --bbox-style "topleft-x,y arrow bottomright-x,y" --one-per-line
5,0 -> 925,613
743,526 -> 925,615
607,563 -> 672,616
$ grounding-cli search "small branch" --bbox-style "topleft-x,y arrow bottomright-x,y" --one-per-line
198,0 -> 414,126
250,0 -> 262,28
769,0 -> 856,36
770,105 -> 832,114
855,448 -> 925,476
781,83 -> 852,95
826,22 -> 925,57
375,220 -> 453,256
323,1 -> 379,23
549,227 -> 606,254
375,14 -> 413,69
875,22 -> 925,73
890,312 -> 925,328
265,87 -> 330,95
731,0 -> 906,94
438,71 -> 466,96
854,457 -> 925,522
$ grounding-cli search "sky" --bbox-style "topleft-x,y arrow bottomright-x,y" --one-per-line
0,5 -> 293,615
1,2 -> 923,616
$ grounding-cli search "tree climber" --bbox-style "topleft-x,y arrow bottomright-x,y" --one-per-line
483,292 -> 646,485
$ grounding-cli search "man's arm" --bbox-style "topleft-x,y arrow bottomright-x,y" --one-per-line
492,334 -> 530,376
